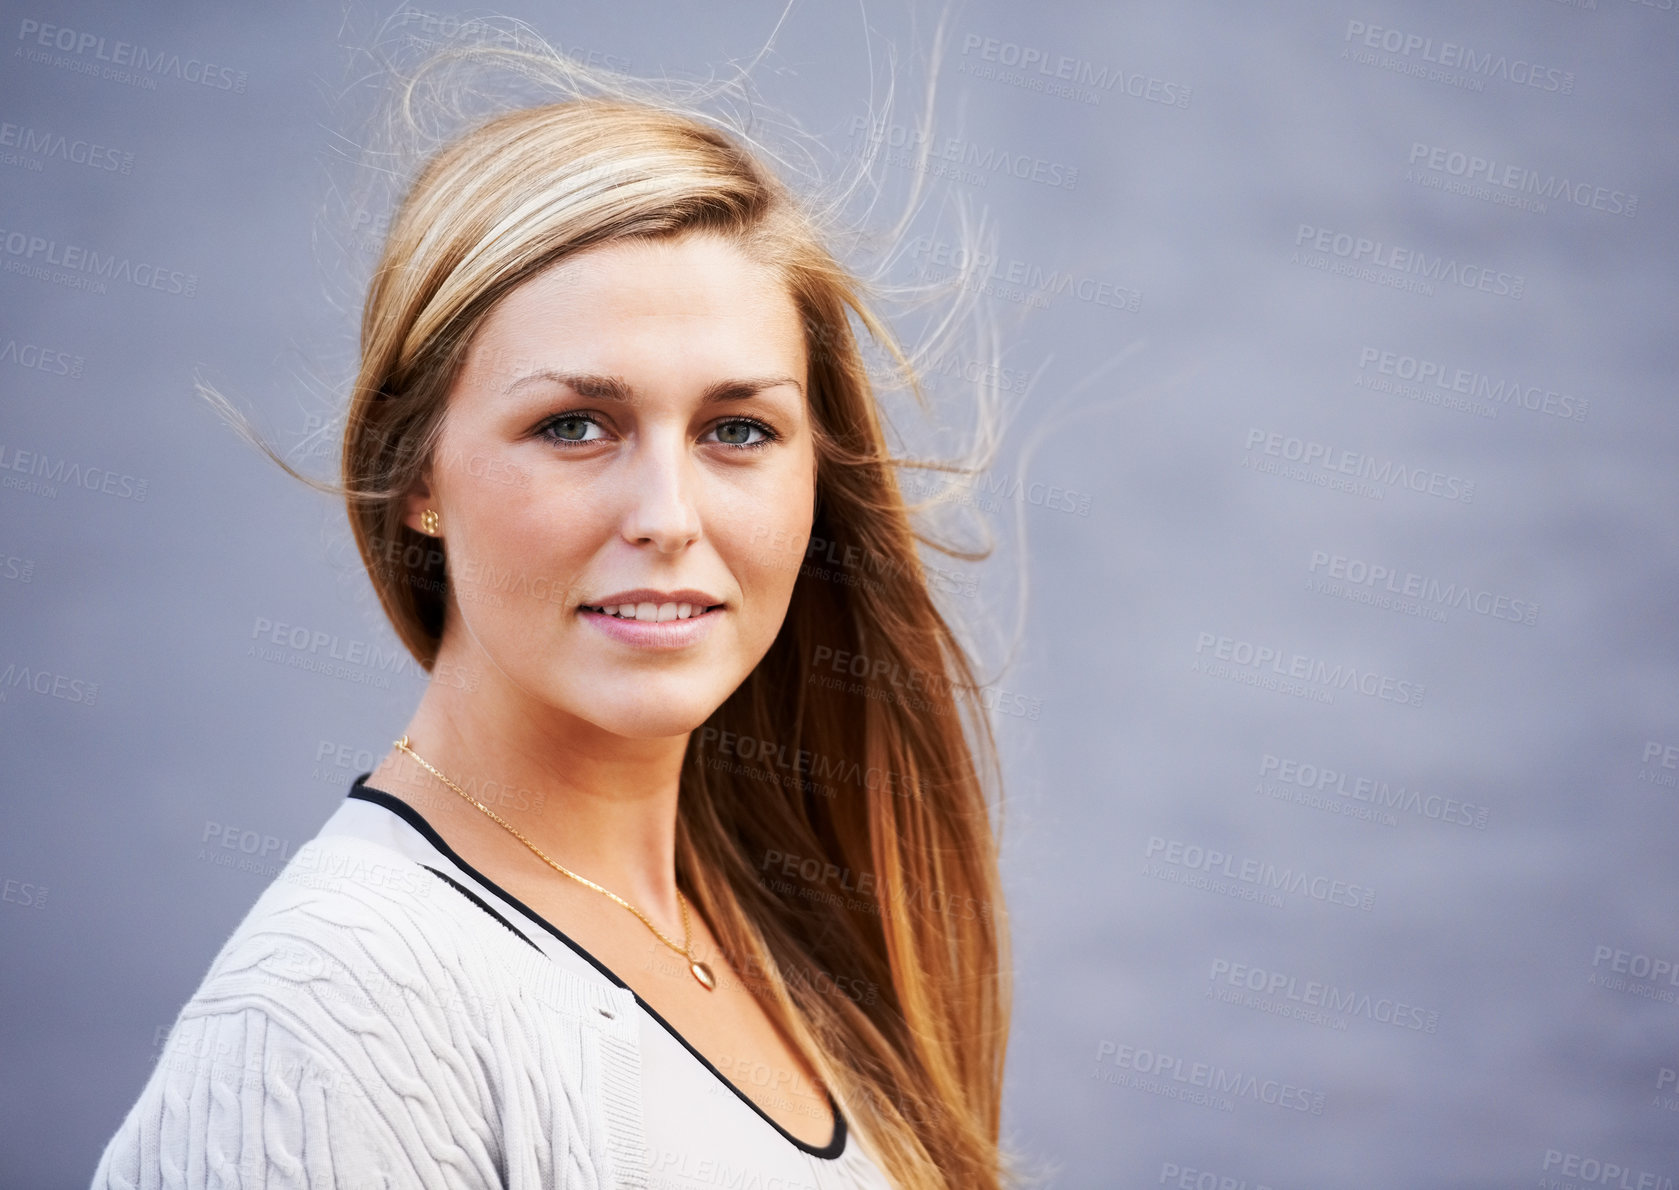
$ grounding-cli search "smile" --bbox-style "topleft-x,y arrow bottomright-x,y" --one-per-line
580,601 -> 723,622
577,599 -> 724,650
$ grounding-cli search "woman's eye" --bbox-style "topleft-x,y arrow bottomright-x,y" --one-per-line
541,414 -> 605,445
709,419 -> 776,449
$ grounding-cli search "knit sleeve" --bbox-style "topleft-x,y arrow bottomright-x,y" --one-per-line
88,845 -> 515,1189
90,1006 -> 411,1189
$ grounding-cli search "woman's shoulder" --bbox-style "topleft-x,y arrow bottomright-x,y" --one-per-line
158,835 -> 491,1071
206,833 -> 473,987
92,836 -> 507,1187
90,832 -> 645,1188
188,828 -> 641,1045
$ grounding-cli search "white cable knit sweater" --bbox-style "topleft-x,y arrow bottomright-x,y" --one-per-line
90,831 -> 651,1188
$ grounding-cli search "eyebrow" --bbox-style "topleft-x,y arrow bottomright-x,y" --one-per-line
502,370 -> 804,404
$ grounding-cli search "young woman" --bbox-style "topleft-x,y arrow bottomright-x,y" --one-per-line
94,39 -> 1012,1190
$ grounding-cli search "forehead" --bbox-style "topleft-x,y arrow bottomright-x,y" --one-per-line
467,233 -> 807,374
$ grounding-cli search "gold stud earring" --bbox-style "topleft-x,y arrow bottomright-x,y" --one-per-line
419,508 -> 440,535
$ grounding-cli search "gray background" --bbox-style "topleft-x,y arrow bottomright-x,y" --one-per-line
3,1 -> 1676,1187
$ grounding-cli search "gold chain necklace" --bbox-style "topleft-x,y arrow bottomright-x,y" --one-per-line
393,735 -> 717,991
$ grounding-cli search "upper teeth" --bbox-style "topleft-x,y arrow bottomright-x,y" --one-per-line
591,602 -> 703,622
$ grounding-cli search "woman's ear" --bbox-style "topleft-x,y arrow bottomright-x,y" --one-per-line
401,466 -> 439,537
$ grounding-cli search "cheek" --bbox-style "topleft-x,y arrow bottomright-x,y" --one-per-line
718,464 -> 815,607
448,477 -> 598,609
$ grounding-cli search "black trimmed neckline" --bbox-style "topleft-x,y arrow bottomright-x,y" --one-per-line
345,773 -> 849,1161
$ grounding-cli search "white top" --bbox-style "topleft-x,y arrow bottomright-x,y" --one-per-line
91,776 -> 894,1189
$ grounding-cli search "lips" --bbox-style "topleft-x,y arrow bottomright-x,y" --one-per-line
579,588 -> 724,624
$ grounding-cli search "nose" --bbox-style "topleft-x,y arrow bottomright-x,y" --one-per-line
619,429 -> 702,554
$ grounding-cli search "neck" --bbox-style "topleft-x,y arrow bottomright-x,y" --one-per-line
378,647 -> 690,917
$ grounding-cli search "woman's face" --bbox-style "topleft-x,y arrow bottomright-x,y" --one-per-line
408,231 -> 815,739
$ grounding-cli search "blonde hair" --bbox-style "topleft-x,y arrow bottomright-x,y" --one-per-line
224,22 -> 1017,1189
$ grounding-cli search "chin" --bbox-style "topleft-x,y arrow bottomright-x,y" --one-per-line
585,706 -> 718,741
568,681 -> 731,741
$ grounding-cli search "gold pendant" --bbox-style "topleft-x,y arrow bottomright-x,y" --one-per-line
689,960 -> 716,991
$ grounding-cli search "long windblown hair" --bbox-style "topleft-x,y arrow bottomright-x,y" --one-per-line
318,28 -> 1014,1190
